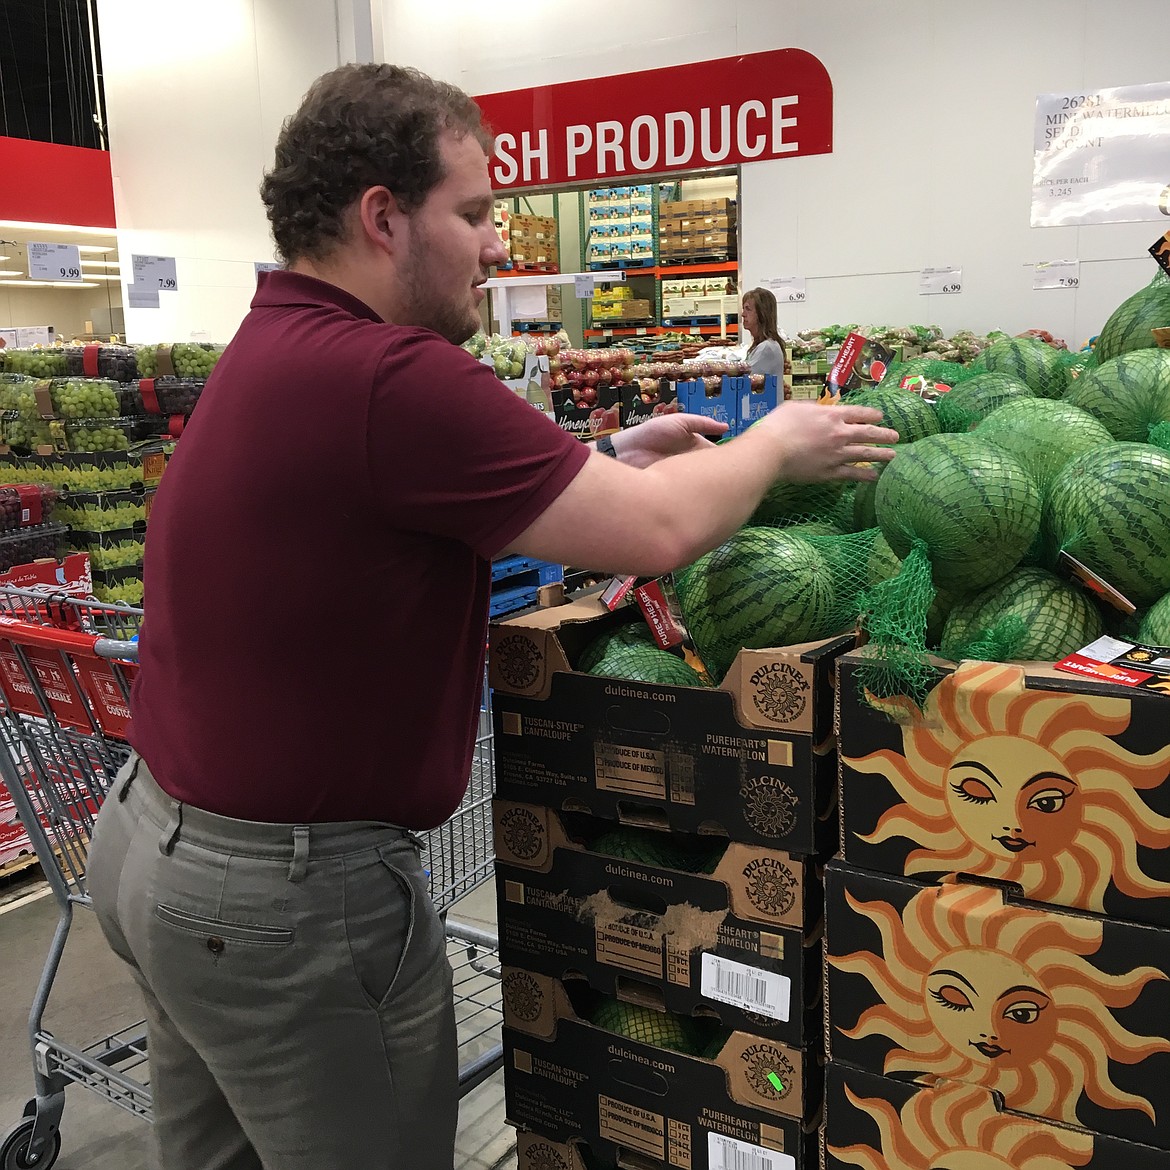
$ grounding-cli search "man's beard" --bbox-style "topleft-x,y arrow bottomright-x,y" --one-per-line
404,222 -> 480,344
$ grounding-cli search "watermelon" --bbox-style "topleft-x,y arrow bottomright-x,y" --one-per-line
975,398 -> 1113,496
675,528 -> 837,681
578,622 -> 656,672
879,357 -> 972,390
750,479 -> 845,527
844,384 -> 941,443
587,642 -> 706,688
1139,592 -> 1170,646
590,826 -> 726,874
1096,269 -> 1170,363
875,433 -> 1042,590
1046,443 -> 1170,607
1059,347 -> 1097,390
939,566 -> 1105,663
783,520 -> 844,540
831,483 -> 859,532
976,336 -> 1066,399
935,371 -> 1035,432
1064,349 -> 1170,443
853,477 -> 878,531
867,533 -> 903,587
926,581 -> 970,648
590,998 -> 704,1055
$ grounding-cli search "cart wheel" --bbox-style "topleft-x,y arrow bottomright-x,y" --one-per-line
0,1119 -> 61,1170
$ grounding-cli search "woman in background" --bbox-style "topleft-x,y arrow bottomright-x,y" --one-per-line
741,287 -> 786,376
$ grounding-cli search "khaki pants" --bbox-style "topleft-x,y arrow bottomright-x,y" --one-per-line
87,754 -> 458,1169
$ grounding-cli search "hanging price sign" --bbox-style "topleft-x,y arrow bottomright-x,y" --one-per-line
28,242 -> 82,282
1034,259 -> 1081,289
764,276 -> 807,303
132,254 -> 179,291
919,266 -> 963,295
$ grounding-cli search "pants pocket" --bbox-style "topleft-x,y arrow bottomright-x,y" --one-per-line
344,845 -> 418,1010
154,903 -> 295,946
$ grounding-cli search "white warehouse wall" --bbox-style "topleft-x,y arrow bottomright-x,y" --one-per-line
95,0 -> 1168,344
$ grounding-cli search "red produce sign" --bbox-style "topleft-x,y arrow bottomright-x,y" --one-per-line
476,48 -> 833,191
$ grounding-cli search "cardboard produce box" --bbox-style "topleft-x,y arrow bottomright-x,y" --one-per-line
621,299 -> 653,319
502,970 -> 822,1168
494,800 -> 825,1047
489,600 -> 852,855
824,860 -> 1170,1150
837,653 -> 1170,928
676,374 -> 743,432
621,378 -> 677,427
824,1062 -> 1170,1170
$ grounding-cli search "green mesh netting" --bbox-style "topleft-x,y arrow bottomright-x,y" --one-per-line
843,384 -> 941,443
749,479 -> 846,528
972,335 -> 1067,399
975,399 -> 1113,496
1059,347 -> 1097,390
879,357 -> 974,389
1064,349 -> 1170,442
589,825 -> 726,874
1096,268 -> 1170,362
577,622 -> 657,672
585,640 -> 709,688
1046,442 -> 1170,608
935,371 -> 1035,433
939,567 -> 1105,663
1151,422 -> 1170,453
588,999 -> 705,1056
674,525 -> 877,682
857,433 -> 1042,706
1138,592 -> 1170,646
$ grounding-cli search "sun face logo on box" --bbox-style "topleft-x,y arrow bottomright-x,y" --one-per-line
499,807 -> 545,862
502,970 -> 544,1023
742,856 -> 798,918
848,661 -> 1170,913
740,1043 -> 795,1102
749,662 -> 809,725
741,776 -> 799,838
828,1079 -> 1094,1170
495,634 -> 542,691
521,1142 -> 569,1170
830,882 -> 1170,1127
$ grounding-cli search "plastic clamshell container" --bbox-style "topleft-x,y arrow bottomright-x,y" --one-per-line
0,522 -> 68,573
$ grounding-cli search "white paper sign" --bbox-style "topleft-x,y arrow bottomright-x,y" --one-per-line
132,254 -> 179,291
763,276 -> 807,303
255,262 -> 281,276
919,266 -> 963,295
1032,83 -> 1170,227
574,273 -> 593,299
708,1132 -> 795,1170
700,953 -> 791,1021
510,284 -> 550,319
1033,259 -> 1081,290
126,284 -> 161,309
28,242 -> 82,282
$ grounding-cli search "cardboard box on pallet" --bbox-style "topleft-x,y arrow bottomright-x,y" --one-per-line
621,300 -> 653,320
675,375 -> 740,433
836,652 -> 1170,929
824,860 -> 1170,1151
494,799 -> 825,1048
823,1062 -> 1170,1170
488,599 -> 852,855
502,969 -> 822,1169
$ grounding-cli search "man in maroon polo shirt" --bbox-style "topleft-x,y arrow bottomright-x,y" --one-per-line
86,64 -> 895,1170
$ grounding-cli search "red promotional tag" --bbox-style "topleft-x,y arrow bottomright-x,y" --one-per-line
83,343 -> 100,378
138,378 -> 161,414
13,485 -> 42,527
167,414 -> 185,438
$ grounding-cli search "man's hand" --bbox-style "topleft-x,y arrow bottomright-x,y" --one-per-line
610,414 -> 728,469
755,401 -> 899,482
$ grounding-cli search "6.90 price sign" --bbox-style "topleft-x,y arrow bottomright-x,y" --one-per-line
28,242 -> 83,283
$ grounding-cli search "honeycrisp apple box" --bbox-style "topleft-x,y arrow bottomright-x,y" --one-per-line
493,799 -> 825,1048
824,861 -> 1170,1151
823,1062 -> 1170,1170
502,970 -> 822,1170
489,599 -> 854,856
835,650 -> 1170,929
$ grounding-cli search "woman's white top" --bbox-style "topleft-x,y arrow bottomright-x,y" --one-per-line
747,337 -> 786,376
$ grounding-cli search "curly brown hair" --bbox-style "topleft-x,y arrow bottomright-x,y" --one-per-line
260,63 -> 493,263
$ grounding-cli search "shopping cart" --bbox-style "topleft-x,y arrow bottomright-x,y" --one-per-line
0,589 -> 503,1169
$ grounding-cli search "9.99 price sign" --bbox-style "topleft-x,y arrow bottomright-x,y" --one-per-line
28,242 -> 82,282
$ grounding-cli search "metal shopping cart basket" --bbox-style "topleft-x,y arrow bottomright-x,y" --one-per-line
0,589 -> 502,1169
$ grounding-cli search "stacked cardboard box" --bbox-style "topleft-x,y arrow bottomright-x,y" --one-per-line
824,654 -> 1170,1168
659,199 -> 737,263
511,214 -> 560,269
489,596 -> 855,1169
591,284 -> 633,321
587,186 -> 655,267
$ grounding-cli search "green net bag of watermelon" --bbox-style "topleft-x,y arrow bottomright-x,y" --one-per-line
935,371 -> 1035,433
576,622 -> 656,673
588,998 -> 706,1056
1046,442 -> 1170,609
589,824 -> 727,874
972,335 -> 1067,400
1139,592 -> 1170,647
878,357 -> 974,391
1058,346 -> 1097,390
1095,268 -> 1170,363
748,478 -> 847,529
858,433 -> 1043,707
675,527 -> 864,683
975,399 -> 1113,497
1064,349 -> 1170,443
585,639 -> 709,688
939,566 -> 1105,664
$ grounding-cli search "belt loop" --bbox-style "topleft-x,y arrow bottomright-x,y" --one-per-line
117,755 -> 141,802
158,802 -> 182,855
288,826 -> 310,883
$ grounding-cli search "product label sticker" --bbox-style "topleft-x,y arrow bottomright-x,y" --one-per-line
1056,551 -> 1136,614
599,1095 -> 665,1159
1056,634 -> 1170,694
1150,230 -> 1170,278
700,953 -> 791,1021
708,1131 -> 795,1170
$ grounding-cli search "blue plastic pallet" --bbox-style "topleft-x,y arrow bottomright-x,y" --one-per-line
489,581 -> 540,619
588,257 -> 655,271
511,320 -> 563,333
662,315 -> 739,328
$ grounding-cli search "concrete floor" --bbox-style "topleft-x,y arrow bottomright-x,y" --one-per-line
0,873 -> 511,1169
